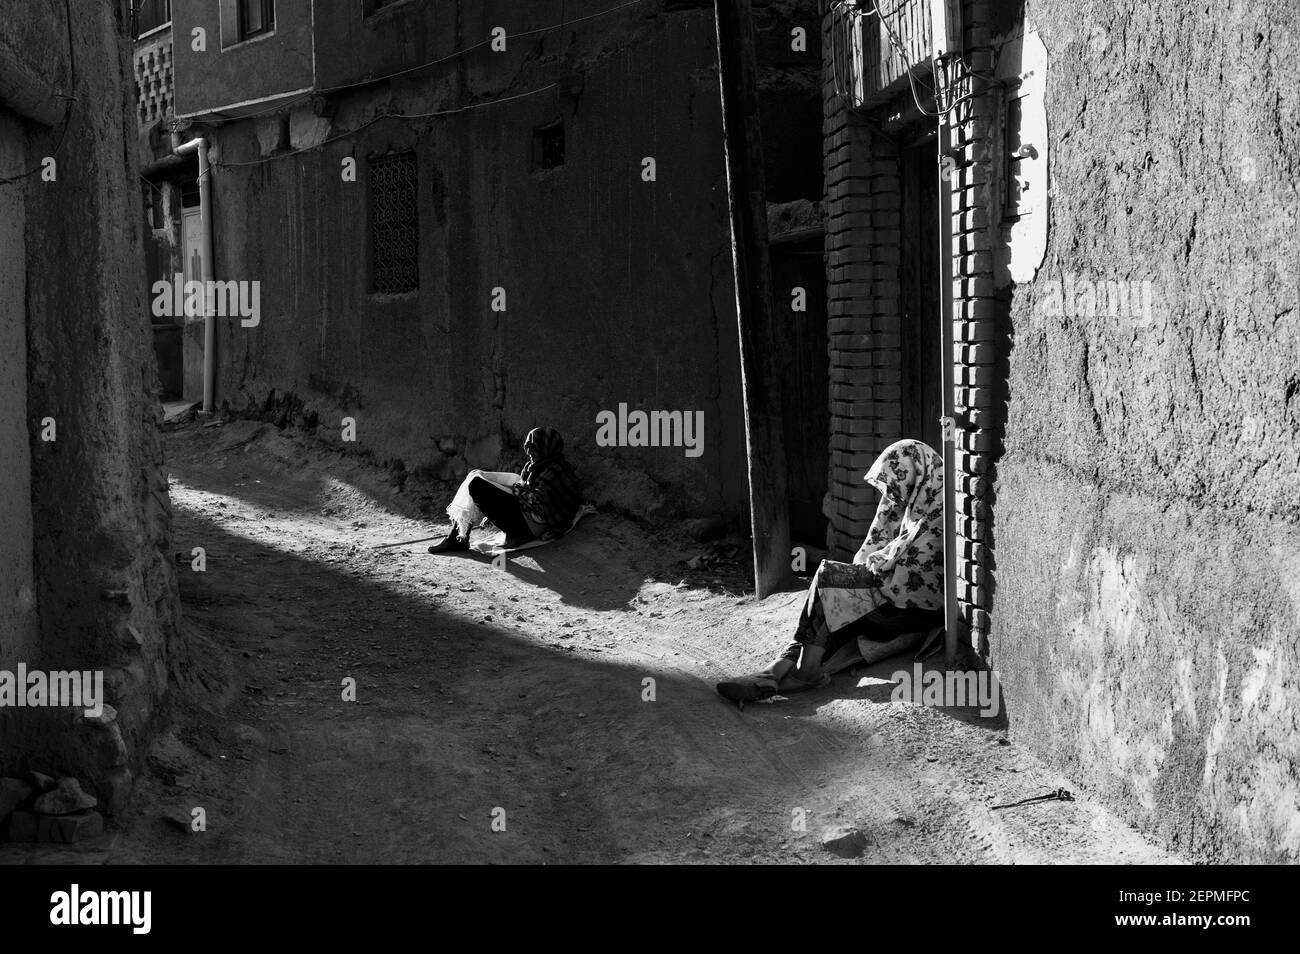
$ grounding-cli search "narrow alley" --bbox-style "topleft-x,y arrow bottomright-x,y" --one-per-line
5,422 -> 1171,864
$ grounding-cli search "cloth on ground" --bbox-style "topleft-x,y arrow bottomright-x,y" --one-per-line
471,504 -> 598,556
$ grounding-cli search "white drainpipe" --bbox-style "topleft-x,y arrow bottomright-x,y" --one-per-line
171,133 -> 216,415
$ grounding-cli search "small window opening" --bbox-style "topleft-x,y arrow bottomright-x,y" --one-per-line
532,120 -> 565,171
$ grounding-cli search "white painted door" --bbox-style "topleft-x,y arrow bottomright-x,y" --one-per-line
181,207 -> 205,319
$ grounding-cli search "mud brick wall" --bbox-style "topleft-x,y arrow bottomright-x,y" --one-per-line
178,1 -> 748,522
822,0 -> 1300,862
1,0 -> 182,815
822,2 -> 903,559
986,0 -> 1300,862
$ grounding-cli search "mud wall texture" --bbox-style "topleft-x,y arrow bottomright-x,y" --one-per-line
0,108 -> 38,716
1,0 -> 182,814
171,0 -> 314,116
195,2 -> 747,518
990,0 -> 1300,861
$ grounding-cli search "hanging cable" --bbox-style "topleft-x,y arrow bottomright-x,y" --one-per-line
214,83 -> 559,169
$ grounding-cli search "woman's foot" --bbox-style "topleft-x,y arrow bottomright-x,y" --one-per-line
716,659 -> 794,703
427,528 -> 469,554
715,671 -> 781,702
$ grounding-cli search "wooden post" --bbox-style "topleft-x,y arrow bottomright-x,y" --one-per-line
713,0 -> 791,599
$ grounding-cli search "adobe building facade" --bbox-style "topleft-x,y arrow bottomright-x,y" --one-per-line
139,0 -> 817,522
1,0 -> 181,815
823,0 -> 1299,861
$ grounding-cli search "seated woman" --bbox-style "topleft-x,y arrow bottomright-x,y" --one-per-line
717,439 -> 945,702
428,426 -> 583,553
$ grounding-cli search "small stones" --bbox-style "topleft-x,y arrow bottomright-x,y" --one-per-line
81,703 -> 118,728
0,778 -> 33,825
39,811 -> 104,844
25,771 -> 56,794
2,774 -> 104,844
33,777 -> 98,816
161,807 -> 194,833
821,825 -> 869,858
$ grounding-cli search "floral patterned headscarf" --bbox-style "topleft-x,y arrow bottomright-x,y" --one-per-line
853,439 -> 945,609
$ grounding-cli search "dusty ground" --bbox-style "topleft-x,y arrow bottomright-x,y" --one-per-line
4,420 -> 1177,864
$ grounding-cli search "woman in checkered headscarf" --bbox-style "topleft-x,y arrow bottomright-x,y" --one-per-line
429,427 -> 583,553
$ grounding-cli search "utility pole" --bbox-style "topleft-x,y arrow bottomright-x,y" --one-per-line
714,0 -> 791,599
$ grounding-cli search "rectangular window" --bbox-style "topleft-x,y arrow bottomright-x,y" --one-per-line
135,0 -> 172,37
532,120 -> 565,171
369,152 -> 419,294
238,0 -> 275,41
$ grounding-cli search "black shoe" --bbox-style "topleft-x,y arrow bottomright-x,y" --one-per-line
428,531 -> 469,554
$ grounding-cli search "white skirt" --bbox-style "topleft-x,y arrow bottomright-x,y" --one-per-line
447,470 -> 520,538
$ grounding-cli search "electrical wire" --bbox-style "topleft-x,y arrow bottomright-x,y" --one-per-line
213,82 -> 559,168
327,0 -> 644,95
863,1 -> 1003,120
188,0 -> 646,128
206,0 -> 654,170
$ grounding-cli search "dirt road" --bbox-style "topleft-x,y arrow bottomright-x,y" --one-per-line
10,420 -> 1176,864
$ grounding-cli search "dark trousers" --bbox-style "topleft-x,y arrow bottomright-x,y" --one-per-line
466,475 -> 536,543
779,598 -> 943,664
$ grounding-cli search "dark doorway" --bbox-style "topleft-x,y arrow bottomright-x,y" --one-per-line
773,240 -> 829,544
899,132 -> 943,451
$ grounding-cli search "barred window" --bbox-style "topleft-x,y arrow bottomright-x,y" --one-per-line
369,152 -> 419,294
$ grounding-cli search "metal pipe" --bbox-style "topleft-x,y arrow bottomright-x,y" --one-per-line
171,134 -> 215,415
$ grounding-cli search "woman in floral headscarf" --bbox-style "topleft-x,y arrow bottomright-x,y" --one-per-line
428,426 -> 583,553
716,439 -> 945,702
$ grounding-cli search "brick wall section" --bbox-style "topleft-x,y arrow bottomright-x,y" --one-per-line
945,0 -> 1002,652
822,0 -> 1004,652
822,2 -> 903,560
